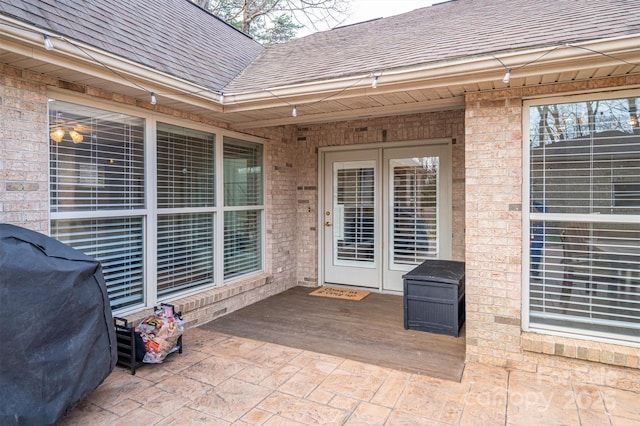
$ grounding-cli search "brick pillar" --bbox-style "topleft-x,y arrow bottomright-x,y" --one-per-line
464,89 -> 530,369
0,66 -> 50,232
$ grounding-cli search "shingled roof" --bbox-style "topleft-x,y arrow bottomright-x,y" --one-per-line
0,0 -> 264,92
1,0 -> 639,98
224,0 -> 640,92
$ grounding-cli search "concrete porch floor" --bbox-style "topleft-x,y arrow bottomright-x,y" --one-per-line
59,327 -> 640,425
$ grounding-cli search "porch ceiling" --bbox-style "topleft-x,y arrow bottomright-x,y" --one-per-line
2,31 -> 639,132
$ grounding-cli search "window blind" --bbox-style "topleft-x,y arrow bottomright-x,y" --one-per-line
392,160 -> 438,265
224,210 -> 262,279
156,123 -> 216,295
49,101 -> 145,211
223,138 -> 264,279
157,123 -> 215,208
51,218 -> 144,310
336,167 -> 375,262
528,95 -> 640,339
157,213 -> 214,297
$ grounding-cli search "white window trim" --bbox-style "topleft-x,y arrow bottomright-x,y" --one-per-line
48,90 -> 266,315
521,88 -> 640,345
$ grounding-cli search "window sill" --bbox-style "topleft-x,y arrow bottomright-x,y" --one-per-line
522,332 -> 640,370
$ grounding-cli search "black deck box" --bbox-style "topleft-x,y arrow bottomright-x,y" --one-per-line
403,260 -> 465,337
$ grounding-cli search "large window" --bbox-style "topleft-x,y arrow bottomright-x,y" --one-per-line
223,137 -> 263,279
525,93 -> 640,341
49,100 -> 145,310
49,100 -> 264,312
156,123 -> 216,297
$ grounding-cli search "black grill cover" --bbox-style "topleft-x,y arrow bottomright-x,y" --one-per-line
0,224 -> 117,425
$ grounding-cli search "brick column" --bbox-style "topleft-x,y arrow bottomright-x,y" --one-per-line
464,89 -> 530,369
0,66 -> 51,232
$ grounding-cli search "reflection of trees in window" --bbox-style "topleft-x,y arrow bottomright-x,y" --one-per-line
531,97 -> 639,147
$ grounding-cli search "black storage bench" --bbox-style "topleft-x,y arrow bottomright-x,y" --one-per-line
114,303 -> 183,375
403,260 -> 465,337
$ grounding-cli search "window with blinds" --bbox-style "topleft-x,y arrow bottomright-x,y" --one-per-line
527,94 -> 640,340
49,101 -> 266,310
51,218 -> 144,310
336,166 -> 375,262
157,213 -> 214,296
49,100 -> 145,310
223,138 -> 264,279
223,137 -> 263,207
392,158 -> 438,265
50,101 -> 145,211
156,123 -> 216,296
157,123 -> 215,208
224,210 -> 262,279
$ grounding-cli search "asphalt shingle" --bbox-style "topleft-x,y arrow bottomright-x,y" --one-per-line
224,0 -> 640,92
2,0 -> 639,94
0,0 -> 265,91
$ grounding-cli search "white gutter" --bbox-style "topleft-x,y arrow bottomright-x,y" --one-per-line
0,16 -> 223,112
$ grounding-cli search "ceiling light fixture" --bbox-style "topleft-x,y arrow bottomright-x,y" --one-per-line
49,126 -> 85,144
68,130 -> 84,144
292,105 -> 297,117
150,92 -> 157,105
49,127 -> 64,143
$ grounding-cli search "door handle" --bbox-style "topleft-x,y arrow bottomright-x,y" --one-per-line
325,221 -> 332,227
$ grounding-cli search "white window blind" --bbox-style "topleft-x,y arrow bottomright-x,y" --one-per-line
336,167 -> 375,262
51,218 -> 144,310
49,101 -> 145,211
528,95 -> 640,339
156,123 -> 216,296
392,158 -> 438,265
49,100 -> 146,311
224,210 -> 262,279
157,213 -> 214,296
157,123 -> 215,208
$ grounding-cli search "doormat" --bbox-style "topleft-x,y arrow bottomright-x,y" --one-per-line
309,286 -> 370,301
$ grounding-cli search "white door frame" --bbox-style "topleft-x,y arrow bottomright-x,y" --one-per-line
318,139 -> 453,293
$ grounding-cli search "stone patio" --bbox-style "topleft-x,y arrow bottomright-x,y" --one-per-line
58,327 -> 640,425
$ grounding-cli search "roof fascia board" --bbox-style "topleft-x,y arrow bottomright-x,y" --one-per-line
0,16 -> 223,111
224,34 -> 640,109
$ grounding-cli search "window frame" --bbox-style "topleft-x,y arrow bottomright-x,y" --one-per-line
48,91 -> 266,315
522,88 -> 640,345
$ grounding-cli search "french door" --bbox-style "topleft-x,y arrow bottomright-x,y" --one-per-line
322,143 -> 451,292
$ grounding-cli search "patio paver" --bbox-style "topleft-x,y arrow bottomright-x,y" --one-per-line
58,328 -> 639,425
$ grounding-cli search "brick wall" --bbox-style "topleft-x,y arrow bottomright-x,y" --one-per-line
295,110 -> 466,286
0,64 -> 298,329
464,76 -> 640,389
0,65 -> 51,232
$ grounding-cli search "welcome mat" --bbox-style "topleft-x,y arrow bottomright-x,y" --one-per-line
309,286 -> 370,301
